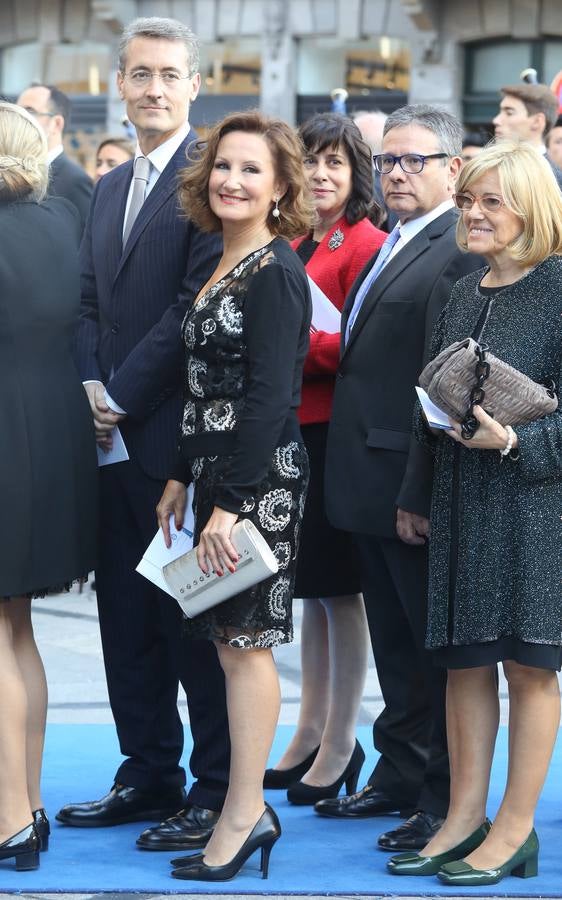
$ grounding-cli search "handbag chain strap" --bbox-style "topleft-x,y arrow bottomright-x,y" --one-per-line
460,347 -> 558,441
460,343 -> 490,440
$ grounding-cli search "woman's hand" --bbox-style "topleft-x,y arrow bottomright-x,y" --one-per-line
197,506 -> 239,576
446,405 -> 519,451
156,480 -> 188,548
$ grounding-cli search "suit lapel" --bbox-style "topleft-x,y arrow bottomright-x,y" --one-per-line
340,253 -> 376,356
114,133 -> 192,281
342,208 -> 457,359
102,161 -> 133,285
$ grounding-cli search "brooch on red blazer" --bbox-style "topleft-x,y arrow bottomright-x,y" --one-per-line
328,228 -> 344,250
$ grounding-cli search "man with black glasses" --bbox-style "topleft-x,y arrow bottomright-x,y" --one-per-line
319,106 -> 482,853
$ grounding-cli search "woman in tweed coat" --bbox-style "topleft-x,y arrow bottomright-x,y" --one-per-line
387,141 -> 562,886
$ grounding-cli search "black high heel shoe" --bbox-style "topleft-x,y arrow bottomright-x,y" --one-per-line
263,745 -> 320,789
170,851 -> 205,867
286,740 -> 365,805
0,823 -> 40,870
171,804 -> 281,882
33,809 -> 50,852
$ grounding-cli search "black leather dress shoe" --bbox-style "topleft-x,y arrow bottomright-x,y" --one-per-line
55,784 -> 187,828
314,784 -> 405,818
0,823 -> 40,871
378,810 -> 445,851
136,804 -> 221,850
32,808 -> 50,851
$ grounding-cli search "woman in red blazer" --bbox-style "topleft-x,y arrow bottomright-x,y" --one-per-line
265,114 -> 385,803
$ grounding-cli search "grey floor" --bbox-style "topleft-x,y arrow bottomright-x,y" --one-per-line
36,583 -> 514,728
8,584 -> 540,900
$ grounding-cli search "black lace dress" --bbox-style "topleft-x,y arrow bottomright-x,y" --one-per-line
170,238 -> 311,648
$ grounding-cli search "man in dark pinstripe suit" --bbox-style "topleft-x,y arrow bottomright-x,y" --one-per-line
58,17 -> 230,851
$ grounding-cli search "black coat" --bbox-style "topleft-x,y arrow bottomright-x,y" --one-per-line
0,198 -> 97,596
325,207 -> 482,538
48,152 -> 93,234
419,259 -> 562,649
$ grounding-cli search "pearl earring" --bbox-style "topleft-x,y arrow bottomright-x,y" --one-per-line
272,197 -> 280,219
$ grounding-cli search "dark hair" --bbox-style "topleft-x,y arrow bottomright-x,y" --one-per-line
96,136 -> 135,158
501,84 -> 559,134
178,110 -> 314,239
298,112 -> 378,225
462,130 -> 488,149
28,83 -> 71,131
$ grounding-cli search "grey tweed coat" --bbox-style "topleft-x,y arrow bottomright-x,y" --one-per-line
417,256 -> 562,650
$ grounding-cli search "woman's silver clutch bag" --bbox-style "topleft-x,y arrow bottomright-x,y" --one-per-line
162,519 -> 278,618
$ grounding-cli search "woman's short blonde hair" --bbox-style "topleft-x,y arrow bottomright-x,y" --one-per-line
0,102 -> 48,201
456,139 -> 562,266
178,109 -> 314,240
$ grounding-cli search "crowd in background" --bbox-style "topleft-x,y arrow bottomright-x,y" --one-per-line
1,14 -> 561,887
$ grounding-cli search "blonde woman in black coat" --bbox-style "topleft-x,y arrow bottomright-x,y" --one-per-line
0,102 -> 97,871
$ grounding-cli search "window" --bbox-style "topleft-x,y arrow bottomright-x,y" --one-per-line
464,39 -> 562,126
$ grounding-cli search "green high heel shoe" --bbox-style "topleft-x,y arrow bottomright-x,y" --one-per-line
387,819 -> 491,876
437,829 -> 539,885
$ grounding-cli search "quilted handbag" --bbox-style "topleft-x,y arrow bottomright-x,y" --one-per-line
419,338 -> 558,438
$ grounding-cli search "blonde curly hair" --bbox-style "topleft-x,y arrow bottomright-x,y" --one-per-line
0,102 -> 48,201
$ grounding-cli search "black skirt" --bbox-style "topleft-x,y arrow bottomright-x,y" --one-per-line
433,637 -> 562,671
294,422 -> 361,599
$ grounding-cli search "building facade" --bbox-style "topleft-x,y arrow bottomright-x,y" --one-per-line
1,0 -> 560,162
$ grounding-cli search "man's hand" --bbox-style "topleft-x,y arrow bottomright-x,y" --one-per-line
156,480 -> 188,548
396,507 -> 430,545
84,382 -> 125,437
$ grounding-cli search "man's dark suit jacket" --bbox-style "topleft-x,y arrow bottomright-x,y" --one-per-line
49,152 -> 93,233
75,131 -> 221,481
546,153 -> 562,190
325,207 -> 482,538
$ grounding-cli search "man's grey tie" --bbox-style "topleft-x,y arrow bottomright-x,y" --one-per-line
122,155 -> 150,247
345,225 -> 401,344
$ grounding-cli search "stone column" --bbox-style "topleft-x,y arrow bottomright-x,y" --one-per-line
106,65 -> 128,135
260,0 -> 297,124
408,33 -> 460,117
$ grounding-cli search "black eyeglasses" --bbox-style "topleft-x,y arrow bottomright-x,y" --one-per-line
373,152 -> 448,174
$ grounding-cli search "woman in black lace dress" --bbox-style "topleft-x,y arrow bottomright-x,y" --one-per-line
156,111 -> 313,882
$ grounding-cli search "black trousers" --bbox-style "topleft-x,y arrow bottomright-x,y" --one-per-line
354,533 -> 449,818
96,458 -> 230,809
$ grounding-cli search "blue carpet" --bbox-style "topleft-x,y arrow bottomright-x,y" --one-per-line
0,723 -> 561,894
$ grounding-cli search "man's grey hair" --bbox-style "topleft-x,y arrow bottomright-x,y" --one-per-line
383,105 -> 463,157
118,17 -> 200,75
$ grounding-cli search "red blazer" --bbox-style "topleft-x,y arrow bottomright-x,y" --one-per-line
292,215 -> 385,425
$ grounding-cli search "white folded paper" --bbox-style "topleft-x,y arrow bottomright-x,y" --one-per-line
96,426 -> 129,467
415,386 -> 453,430
308,275 -> 341,334
136,485 -> 195,596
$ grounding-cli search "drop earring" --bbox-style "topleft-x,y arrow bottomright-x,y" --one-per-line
271,197 -> 280,219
